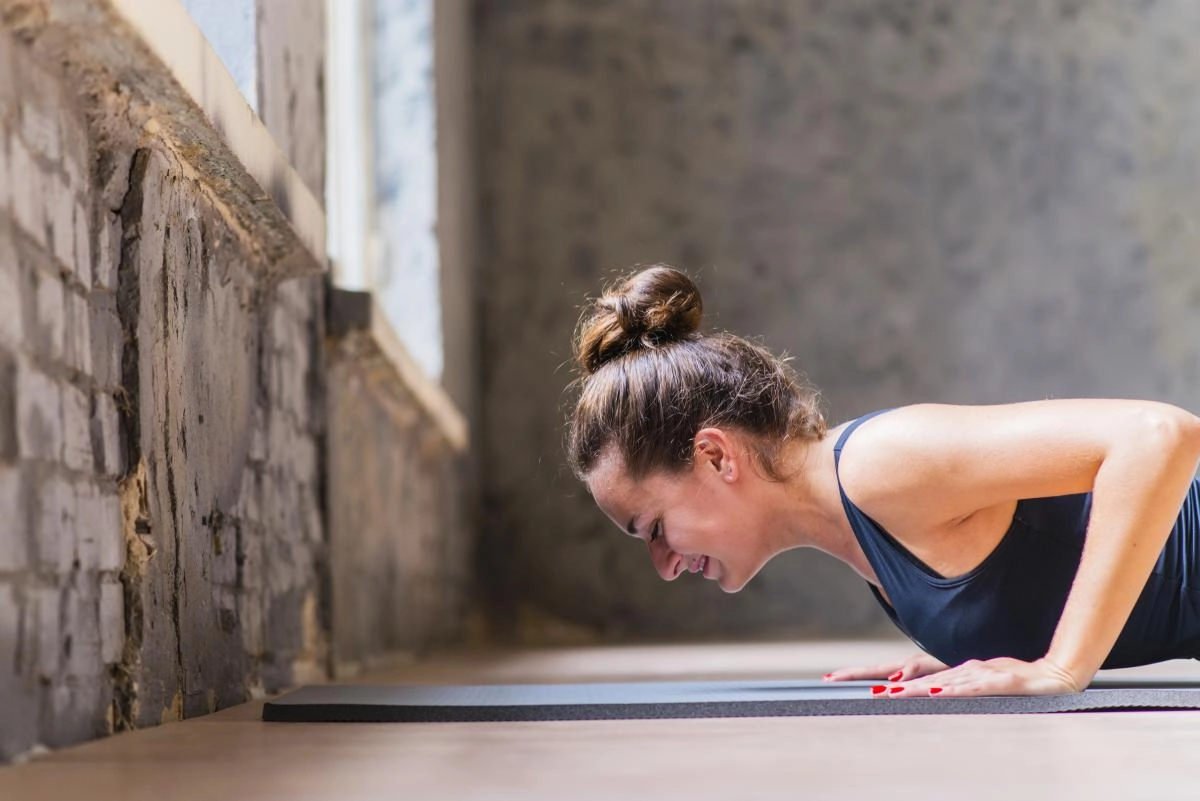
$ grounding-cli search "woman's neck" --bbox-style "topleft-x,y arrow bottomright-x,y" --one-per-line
763,434 -> 865,568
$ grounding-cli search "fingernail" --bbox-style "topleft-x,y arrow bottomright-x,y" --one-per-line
870,685 -> 887,695
887,671 -> 903,682
929,687 -> 943,695
888,686 -> 903,694
823,673 -> 834,680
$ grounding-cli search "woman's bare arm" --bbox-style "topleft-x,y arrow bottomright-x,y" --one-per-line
838,399 -> 1200,696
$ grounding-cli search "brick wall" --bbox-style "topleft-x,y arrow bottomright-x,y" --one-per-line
0,10 -> 328,758
0,22 -> 126,756
0,0 -> 479,762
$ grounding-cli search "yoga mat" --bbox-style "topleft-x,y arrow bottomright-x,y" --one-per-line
262,677 -> 1200,722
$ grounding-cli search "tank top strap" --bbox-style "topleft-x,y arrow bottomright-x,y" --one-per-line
833,408 -> 896,469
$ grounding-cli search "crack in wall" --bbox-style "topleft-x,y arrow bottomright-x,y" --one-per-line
111,148 -> 150,732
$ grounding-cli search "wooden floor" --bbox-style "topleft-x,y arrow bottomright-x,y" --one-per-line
3,640 -> 1200,800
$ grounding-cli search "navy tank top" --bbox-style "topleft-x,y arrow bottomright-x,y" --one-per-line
834,408 -> 1200,669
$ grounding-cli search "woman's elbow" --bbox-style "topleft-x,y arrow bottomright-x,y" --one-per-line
1138,404 -> 1200,459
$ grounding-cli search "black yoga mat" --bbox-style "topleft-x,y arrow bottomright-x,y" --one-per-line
262,677 -> 1200,722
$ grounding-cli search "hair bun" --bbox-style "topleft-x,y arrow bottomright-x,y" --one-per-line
574,264 -> 703,374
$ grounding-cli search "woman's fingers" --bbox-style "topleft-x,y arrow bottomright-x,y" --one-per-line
822,661 -> 904,682
823,652 -> 942,682
877,657 -> 1080,698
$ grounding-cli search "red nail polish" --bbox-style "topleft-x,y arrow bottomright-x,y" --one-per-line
870,685 -> 887,695
887,671 -> 903,682
823,673 -> 834,680
930,687 -> 944,695
888,686 -> 903,694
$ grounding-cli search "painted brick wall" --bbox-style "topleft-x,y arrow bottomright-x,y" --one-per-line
0,11 -> 327,759
474,0 -> 1200,641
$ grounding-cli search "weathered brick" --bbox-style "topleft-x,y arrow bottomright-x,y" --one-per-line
35,585 -> 60,679
19,85 -> 61,163
73,483 -> 110,572
64,586 -> 100,678
94,212 -> 120,292
47,177 -> 73,271
88,296 -> 122,390
16,359 -> 62,463
91,392 -> 122,478
0,350 -> 14,461
0,137 -> 10,214
76,483 -> 122,572
99,580 -> 123,665
0,232 -> 22,348
73,202 -> 91,289
0,465 -> 27,570
35,475 -> 73,572
0,582 -> 20,669
9,138 -> 45,248
61,114 -> 88,194
0,27 -> 15,127
33,271 -> 64,362
61,383 -> 92,473
94,488 -> 123,572
64,290 -> 92,376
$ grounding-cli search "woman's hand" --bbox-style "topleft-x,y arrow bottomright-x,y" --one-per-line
882,657 -> 1082,698
822,652 -> 949,683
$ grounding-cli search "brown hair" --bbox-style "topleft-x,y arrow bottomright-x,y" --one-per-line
567,265 -> 827,482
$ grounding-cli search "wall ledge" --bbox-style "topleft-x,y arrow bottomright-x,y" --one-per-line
14,0 -> 325,282
329,288 -> 469,452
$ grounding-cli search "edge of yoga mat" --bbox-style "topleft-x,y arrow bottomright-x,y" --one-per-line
261,677 -> 1200,722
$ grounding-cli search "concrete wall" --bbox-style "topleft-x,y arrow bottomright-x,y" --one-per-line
474,0 -> 1200,641
326,296 -> 471,674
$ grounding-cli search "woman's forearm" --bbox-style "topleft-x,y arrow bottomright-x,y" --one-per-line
1044,410 -> 1200,687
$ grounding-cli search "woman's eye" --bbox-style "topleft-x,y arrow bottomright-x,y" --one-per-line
650,521 -> 661,543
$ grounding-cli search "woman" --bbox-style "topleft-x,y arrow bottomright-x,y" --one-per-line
567,264 -> 1200,698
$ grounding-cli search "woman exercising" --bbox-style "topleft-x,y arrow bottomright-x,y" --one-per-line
567,265 -> 1200,698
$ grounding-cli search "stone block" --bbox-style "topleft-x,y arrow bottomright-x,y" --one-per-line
35,475 -> 73,572
47,177 -> 73,272
64,290 -> 92,376
33,271 -> 64,362
73,201 -> 91,289
35,585 -> 60,679
0,465 -> 27,570
91,392 -> 122,478
16,359 -> 62,463
99,580 -> 123,665
94,212 -> 120,292
61,383 -> 92,473
9,138 -> 45,248
0,231 -> 22,348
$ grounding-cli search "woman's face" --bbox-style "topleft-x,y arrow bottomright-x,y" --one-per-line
586,438 -> 772,593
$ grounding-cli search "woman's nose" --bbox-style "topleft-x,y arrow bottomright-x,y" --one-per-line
648,537 -> 682,581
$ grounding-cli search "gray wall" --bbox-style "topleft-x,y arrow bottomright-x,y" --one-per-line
475,1 -> 1200,641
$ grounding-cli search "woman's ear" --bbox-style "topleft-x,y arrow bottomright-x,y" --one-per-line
694,428 -> 737,482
